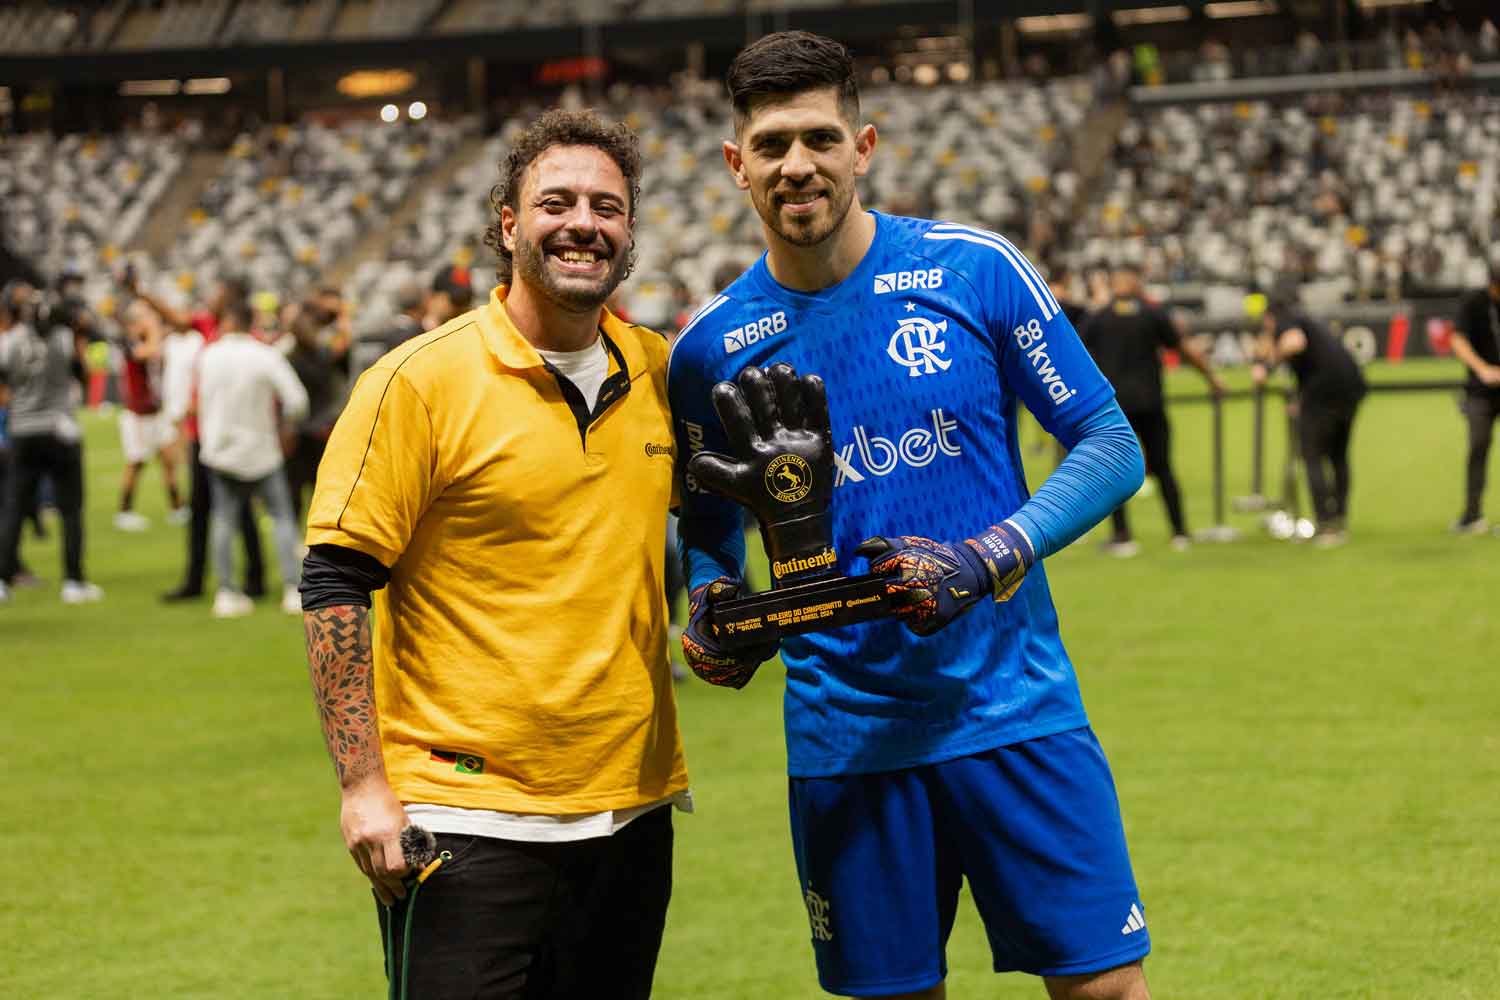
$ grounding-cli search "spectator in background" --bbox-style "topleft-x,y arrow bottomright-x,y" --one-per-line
127,270 -> 268,602
1253,297 -> 1366,547
1048,266 -> 1092,330
1451,261 -> 1500,533
0,280 -> 101,605
197,296 -> 308,619
113,300 -> 185,532
285,290 -> 352,521
1083,261 -> 1224,555
350,281 -> 425,375
425,265 -> 473,329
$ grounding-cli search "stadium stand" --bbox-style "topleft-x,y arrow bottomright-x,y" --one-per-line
0,4 -> 82,53
1076,91 -> 1500,307
0,130 -> 187,307
142,117 -> 471,309
342,75 -> 1085,328
114,0 -> 235,50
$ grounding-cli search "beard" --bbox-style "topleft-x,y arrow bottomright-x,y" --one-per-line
511,227 -> 634,313
752,181 -> 855,249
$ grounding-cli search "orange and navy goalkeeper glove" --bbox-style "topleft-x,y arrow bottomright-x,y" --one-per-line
856,522 -> 1033,637
681,577 -> 779,689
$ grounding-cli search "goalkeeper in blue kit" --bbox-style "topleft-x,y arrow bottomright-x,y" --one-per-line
669,31 -> 1153,1000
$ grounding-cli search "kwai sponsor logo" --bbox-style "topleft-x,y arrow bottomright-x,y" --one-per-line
1012,317 -> 1079,405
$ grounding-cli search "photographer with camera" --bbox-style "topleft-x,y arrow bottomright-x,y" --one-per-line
0,279 -> 101,605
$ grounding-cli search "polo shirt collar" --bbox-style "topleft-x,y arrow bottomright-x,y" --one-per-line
479,284 -> 646,381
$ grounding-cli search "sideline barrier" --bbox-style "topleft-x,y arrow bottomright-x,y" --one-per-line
1163,379 -> 1467,539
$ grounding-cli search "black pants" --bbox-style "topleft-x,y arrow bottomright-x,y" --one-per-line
1300,397 -> 1361,529
178,442 -> 265,595
1110,407 -> 1186,540
1462,391 -> 1500,521
378,805 -> 673,1000
285,431 -> 326,523
0,434 -> 84,583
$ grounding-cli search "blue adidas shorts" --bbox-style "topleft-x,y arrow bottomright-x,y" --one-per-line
788,726 -> 1148,997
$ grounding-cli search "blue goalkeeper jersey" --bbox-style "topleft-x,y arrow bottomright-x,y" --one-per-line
669,212 -> 1116,777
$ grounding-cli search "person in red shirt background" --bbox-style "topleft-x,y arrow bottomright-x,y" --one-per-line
124,270 -> 266,602
114,300 -> 185,532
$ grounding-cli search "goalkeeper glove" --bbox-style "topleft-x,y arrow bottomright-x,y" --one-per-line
681,577 -> 780,689
856,522 -> 1033,637
686,364 -> 838,588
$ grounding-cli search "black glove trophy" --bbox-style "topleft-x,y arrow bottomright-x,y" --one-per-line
686,363 -> 895,649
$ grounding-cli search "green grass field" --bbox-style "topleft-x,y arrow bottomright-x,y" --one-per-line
3,359 -> 1497,998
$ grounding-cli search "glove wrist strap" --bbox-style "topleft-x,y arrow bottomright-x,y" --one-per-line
964,521 -> 1034,601
761,513 -> 838,586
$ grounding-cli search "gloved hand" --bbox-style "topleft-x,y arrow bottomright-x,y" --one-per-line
856,522 -> 1033,637
681,577 -> 780,688
686,364 -> 838,587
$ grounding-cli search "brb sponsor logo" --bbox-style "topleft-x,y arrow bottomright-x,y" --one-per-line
874,268 -> 943,295
1012,318 -> 1078,406
887,315 -> 952,378
723,311 -> 787,354
833,409 -> 961,486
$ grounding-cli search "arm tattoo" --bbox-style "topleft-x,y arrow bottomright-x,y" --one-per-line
303,605 -> 383,786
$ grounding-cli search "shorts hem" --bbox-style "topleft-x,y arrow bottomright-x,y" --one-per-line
1022,939 -> 1151,978
821,970 -> 945,998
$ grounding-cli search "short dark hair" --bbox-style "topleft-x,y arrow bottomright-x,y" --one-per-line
726,31 -> 860,131
221,297 -> 254,332
484,108 -> 641,286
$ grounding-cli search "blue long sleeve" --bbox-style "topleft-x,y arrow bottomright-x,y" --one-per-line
679,507 -> 748,594
1005,399 -> 1145,561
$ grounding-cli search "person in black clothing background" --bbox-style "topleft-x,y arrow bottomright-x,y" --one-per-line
284,289 -> 351,522
1082,262 -> 1224,556
1450,261 -> 1500,534
1253,298 -> 1367,546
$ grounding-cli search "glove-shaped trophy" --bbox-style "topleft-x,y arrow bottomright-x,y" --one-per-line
686,363 -> 895,649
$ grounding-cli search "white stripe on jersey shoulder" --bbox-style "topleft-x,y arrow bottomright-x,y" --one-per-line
923,223 -> 1059,320
930,222 -> 1060,315
667,294 -> 730,376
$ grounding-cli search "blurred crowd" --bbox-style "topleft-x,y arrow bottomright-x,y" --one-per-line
0,260 -> 481,613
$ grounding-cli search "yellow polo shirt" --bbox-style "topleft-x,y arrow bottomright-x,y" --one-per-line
306,286 -> 688,815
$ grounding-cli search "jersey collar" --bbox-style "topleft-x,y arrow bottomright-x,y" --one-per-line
479,284 -> 645,382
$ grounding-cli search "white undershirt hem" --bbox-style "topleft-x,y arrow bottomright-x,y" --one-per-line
404,790 -> 693,844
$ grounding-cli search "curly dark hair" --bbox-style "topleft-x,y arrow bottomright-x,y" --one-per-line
726,31 -> 860,133
483,108 -> 642,286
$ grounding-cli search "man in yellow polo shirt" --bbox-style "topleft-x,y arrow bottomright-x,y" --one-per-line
299,109 -> 688,1000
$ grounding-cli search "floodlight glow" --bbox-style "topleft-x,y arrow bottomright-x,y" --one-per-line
184,77 -> 231,95
380,104 -> 399,123
408,101 -> 427,121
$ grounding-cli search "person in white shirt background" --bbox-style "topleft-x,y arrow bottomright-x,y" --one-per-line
196,296 -> 308,619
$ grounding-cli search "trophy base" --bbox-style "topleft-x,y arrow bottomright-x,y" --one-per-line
709,574 -> 894,649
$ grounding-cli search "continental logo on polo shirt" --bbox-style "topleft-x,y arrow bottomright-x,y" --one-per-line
430,749 -> 485,775
771,546 -> 837,580
765,454 -> 812,503
644,442 -> 674,459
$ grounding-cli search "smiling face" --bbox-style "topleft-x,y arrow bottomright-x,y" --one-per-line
500,144 -> 634,313
724,87 -> 876,250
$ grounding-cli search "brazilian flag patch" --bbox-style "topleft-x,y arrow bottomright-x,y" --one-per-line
430,749 -> 485,775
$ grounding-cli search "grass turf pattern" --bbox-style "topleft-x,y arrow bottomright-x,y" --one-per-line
2,359 -> 1496,998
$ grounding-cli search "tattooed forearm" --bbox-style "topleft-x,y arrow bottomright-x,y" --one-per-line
303,605 -> 383,787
